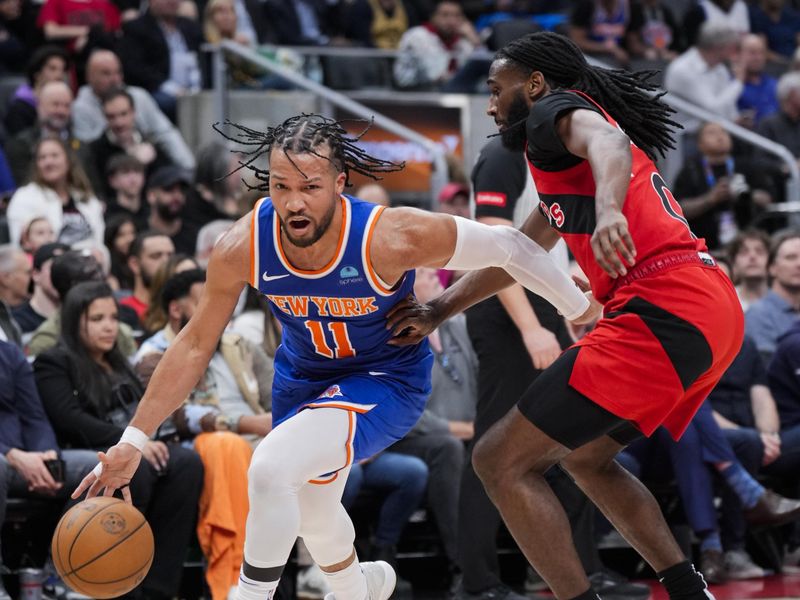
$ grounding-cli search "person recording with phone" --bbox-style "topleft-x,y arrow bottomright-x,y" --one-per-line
673,121 -> 775,250
32,281 -> 203,600
0,338 -> 100,600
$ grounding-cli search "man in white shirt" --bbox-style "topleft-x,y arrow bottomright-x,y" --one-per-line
72,49 -> 195,171
665,22 -> 744,133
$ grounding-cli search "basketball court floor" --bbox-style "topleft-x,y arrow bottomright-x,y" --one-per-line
643,572 -> 800,600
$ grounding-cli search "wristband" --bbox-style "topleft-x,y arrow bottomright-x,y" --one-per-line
119,426 -> 149,452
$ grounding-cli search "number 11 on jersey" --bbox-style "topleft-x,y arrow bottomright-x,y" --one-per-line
304,320 -> 356,359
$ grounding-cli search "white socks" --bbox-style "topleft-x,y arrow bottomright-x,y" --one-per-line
323,557 -> 368,600
235,570 -> 280,600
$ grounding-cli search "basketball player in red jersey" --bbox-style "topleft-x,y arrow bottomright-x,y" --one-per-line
388,32 -> 745,600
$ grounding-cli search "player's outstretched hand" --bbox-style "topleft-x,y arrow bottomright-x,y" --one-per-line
386,295 -> 443,346
591,210 -> 636,278
72,443 -> 143,504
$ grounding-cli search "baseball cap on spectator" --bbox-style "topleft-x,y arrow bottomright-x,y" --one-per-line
147,166 -> 191,191
33,242 -> 71,271
50,250 -> 105,301
438,182 -> 469,204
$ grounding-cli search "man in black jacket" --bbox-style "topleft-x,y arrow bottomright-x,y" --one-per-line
118,0 -> 203,121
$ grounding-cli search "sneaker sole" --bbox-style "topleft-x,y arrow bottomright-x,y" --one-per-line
374,561 -> 397,600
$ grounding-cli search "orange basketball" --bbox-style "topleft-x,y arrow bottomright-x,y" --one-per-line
51,497 -> 154,599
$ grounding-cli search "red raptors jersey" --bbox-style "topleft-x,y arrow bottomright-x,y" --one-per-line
526,90 -> 707,303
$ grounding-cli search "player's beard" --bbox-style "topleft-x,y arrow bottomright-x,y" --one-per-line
500,91 -> 531,152
279,198 -> 337,248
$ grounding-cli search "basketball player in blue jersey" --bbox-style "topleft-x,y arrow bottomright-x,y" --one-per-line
73,115 -> 598,600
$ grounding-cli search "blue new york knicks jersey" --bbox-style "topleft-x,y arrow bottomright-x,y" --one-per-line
250,194 -> 433,460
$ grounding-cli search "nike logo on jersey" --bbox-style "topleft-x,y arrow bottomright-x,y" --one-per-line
263,271 -> 290,282
368,371 -> 387,376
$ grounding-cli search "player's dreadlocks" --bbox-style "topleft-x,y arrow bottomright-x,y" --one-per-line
497,31 -> 680,159
213,114 -> 404,192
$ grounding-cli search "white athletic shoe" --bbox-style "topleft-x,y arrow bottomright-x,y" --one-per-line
323,560 -> 397,600
298,564 -> 332,599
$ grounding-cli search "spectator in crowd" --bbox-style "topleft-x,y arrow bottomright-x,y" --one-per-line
146,165 -> 197,254
6,138 -> 104,248
0,338 -> 99,600
195,219 -> 234,269
738,33 -> 780,125
119,230 -> 175,324
340,453 -> 427,582
5,80 -> 82,186
18,216 -> 55,256
36,0 -> 120,56
34,280 -> 204,600
665,23 -> 744,133
202,0 -> 278,89
118,0 -> 203,121
631,0 -> 681,60
261,0 -> 339,45
436,182 -> 470,219
184,142 -> 243,234
340,0 -> 420,49
568,0 -> 645,66
104,153 -> 148,228
684,0 -> 751,48
0,243 -> 29,311
3,45 -> 68,137
709,335 -> 800,560
767,319 -> 800,484
354,183 -> 391,207
133,269 -> 271,599
745,229 -> 800,361
673,121 -> 773,250
728,229 -> 771,310
749,0 -> 800,60
11,242 -> 68,341
72,49 -> 196,171
622,399 -> 800,584
394,0 -> 482,91
140,252 -> 198,335
103,213 -> 137,291
0,0 -> 42,77
758,71 -> 800,164
0,246 -> 23,346
27,250 -> 138,357
87,88 -> 173,199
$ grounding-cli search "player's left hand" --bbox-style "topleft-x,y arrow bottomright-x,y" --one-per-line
386,295 -> 442,346
591,210 -> 636,278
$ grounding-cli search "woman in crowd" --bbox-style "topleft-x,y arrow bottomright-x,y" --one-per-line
104,213 -> 137,291
33,281 -> 203,600
7,138 -> 104,247
141,253 -> 200,335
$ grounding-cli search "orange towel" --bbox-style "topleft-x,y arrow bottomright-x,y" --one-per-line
194,431 -> 253,600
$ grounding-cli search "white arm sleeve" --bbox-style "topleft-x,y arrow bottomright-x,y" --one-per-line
443,216 -> 590,320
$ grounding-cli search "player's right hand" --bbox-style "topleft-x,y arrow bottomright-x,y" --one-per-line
591,210 -> 636,278
73,443 -> 142,504
386,295 -> 443,346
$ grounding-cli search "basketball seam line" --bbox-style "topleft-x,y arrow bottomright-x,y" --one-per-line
71,548 -> 154,585
65,518 -> 148,577
66,502 -> 124,569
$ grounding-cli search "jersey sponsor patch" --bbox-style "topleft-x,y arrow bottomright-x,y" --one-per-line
475,191 -> 507,207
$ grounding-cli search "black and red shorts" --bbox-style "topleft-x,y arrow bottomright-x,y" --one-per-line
518,262 -> 744,448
